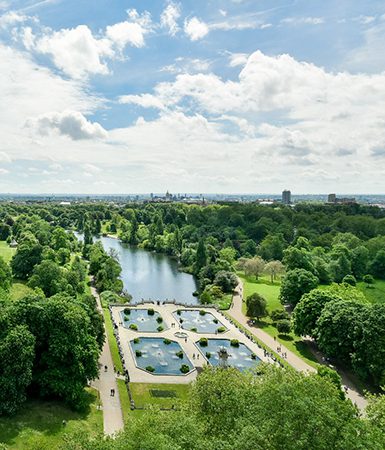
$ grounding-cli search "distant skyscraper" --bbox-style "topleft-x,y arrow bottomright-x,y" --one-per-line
282,190 -> 291,205
328,193 -> 336,203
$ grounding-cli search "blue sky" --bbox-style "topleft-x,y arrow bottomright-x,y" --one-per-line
0,0 -> 385,194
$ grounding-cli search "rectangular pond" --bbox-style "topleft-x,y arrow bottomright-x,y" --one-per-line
196,338 -> 261,372
120,309 -> 166,332
130,337 -> 193,375
173,309 -> 226,333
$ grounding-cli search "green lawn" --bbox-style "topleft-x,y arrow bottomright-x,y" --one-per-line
129,383 -> 190,409
103,308 -> 124,374
0,241 -> 16,263
238,272 -> 319,369
117,379 -> 131,424
357,279 -> 385,304
0,389 -> 102,450
10,282 -> 33,301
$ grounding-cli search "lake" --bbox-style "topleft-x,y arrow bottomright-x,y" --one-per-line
76,233 -> 198,304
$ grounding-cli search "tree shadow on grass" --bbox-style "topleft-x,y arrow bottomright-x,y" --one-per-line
0,389 -> 97,446
294,341 -> 319,364
278,334 -> 293,342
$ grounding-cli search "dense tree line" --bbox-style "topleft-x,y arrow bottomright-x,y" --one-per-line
62,366 -> 385,450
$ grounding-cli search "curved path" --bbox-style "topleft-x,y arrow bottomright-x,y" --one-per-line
91,286 -> 124,436
228,280 -> 368,411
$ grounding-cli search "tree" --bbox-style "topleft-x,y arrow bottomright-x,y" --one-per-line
351,245 -> 369,279
28,259 -> 64,297
194,239 -> 207,274
8,293 -> 101,409
246,293 -> 267,320
264,260 -> 284,283
276,319 -> 291,335
283,246 -> 314,273
244,256 -> 265,280
292,289 -> 340,337
315,300 -> 365,364
11,239 -> 43,280
370,250 -> 385,279
0,256 -> 12,292
280,269 -> 319,307
0,325 -> 35,415
213,271 -> 238,293
352,304 -> 385,386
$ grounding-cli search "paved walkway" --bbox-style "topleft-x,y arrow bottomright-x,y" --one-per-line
91,286 -> 124,436
228,280 -> 368,411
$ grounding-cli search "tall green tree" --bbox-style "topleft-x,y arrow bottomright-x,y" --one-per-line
280,269 -> 319,307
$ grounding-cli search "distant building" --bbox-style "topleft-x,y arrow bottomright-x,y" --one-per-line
282,190 -> 291,205
328,193 -> 336,203
327,194 -> 356,205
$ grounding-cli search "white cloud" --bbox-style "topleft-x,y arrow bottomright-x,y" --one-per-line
0,168 -> 9,174
34,25 -> 112,79
106,21 -> 146,49
29,110 -> 108,140
184,17 -> 209,41
160,57 -> 211,74
281,17 -> 324,25
160,1 -> 181,36
118,94 -> 165,110
0,11 -> 28,28
228,52 -> 249,67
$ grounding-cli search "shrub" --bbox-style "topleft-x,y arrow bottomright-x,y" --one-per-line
230,339 -> 240,347
156,316 -> 163,323
217,327 -> 226,333
190,327 -> 197,332
163,338 -> 172,345
145,366 -> 155,373
199,310 -> 206,316
213,318 -> 219,324
179,318 -> 184,323
180,364 -> 190,374
176,350 -> 184,359
123,307 -> 131,315
199,338 -> 208,347
129,323 -> 138,331
157,325 -> 164,332
177,309 -> 182,315
342,275 -> 357,286
363,274 -> 375,285
270,309 -> 289,322
276,319 -> 291,335
148,308 -> 155,316
135,350 -> 142,357
205,352 -> 211,359
133,338 -> 140,344
251,353 -> 257,360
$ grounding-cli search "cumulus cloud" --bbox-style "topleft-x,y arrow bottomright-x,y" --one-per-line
184,17 -> 209,41
160,1 -> 181,36
0,11 -> 28,28
34,25 -> 112,79
29,110 -> 108,140
118,94 -> 165,110
22,8 -> 153,79
228,52 -> 249,67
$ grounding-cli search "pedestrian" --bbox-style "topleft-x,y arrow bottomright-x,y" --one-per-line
104,365 -> 108,372
193,353 -> 195,359
273,336 -> 276,342
110,388 -> 114,397
197,353 -> 199,360
185,337 -> 187,343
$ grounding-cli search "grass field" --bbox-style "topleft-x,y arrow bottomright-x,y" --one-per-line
117,379 -> 132,424
0,389 -> 102,450
238,273 -> 319,369
103,308 -> 124,374
357,279 -> 385,304
0,241 -> 16,263
10,282 -> 33,301
129,383 -> 190,409
216,293 -> 233,310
